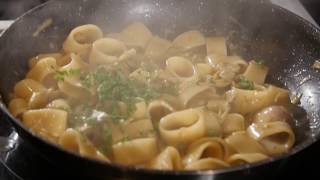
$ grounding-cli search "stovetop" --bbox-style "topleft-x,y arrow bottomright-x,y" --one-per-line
0,0 -> 320,179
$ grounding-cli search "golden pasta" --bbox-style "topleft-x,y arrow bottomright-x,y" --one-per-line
8,22 -> 296,171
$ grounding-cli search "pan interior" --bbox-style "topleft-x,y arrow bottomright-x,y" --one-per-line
0,0 -> 319,172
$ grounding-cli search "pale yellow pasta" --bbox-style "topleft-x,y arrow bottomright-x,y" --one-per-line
56,53 -> 73,67
23,108 -> 67,141
222,113 -> 245,135
247,121 -> 295,155
28,90 -> 49,109
225,131 -> 267,154
207,98 -> 230,119
63,24 -> 103,56
13,79 -> 49,109
14,79 -> 47,101
107,32 -> 134,46
112,137 -> 158,165
206,54 -> 225,66
171,30 -> 206,52
166,56 -> 197,80
253,106 -> 292,124
183,138 -> 231,165
46,99 -> 71,111
159,109 -> 206,146
112,118 -> 155,143
59,129 -> 108,161
147,100 -> 175,128
227,153 -> 269,165
149,146 -> 182,170
89,38 -> 127,65
159,94 -> 183,110
184,158 -> 230,170
210,56 -> 248,88
59,53 -> 88,85
226,85 -> 290,114
9,98 -> 29,117
131,101 -> 147,120
243,61 -> 269,84
122,22 -> 153,50
28,53 -> 62,69
202,110 -> 222,137
45,88 -> 65,102
206,37 -> 227,56
179,85 -> 216,108
58,80 -> 90,100
208,55 -> 245,87
145,36 -> 172,62
26,57 -> 57,87
196,63 -> 214,78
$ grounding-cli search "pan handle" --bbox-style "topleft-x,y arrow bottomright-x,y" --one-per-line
0,132 -> 18,153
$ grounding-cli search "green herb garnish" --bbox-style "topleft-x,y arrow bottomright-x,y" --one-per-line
236,76 -> 255,90
54,68 -> 81,81
79,67 -> 178,122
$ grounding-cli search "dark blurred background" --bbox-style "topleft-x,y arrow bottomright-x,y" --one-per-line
0,0 -> 48,20
0,0 -> 319,24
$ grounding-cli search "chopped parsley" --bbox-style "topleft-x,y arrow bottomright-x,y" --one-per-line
54,68 -> 81,81
236,76 -> 255,90
79,67 -> 178,122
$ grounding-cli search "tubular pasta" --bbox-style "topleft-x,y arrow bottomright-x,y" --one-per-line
89,38 -> 127,65
9,98 -> 29,117
147,100 -> 175,129
46,99 -> 71,111
112,118 -> 155,143
225,131 -> 267,154
166,56 -> 197,80
222,113 -> 245,135
247,121 -> 295,155
59,129 -> 109,161
159,109 -> 206,146
227,153 -> 268,165
149,146 -> 182,170
226,85 -> 290,115
28,53 -> 62,69
26,57 -> 57,87
179,85 -> 217,108
184,158 -> 229,170
23,108 -> 67,142
112,137 -> 158,165
183,137 -> 231,166
206,37 -> 227,56
171,31 -> 206,52
63,24 -> 103,57
8,22 -> 296,171
243,61 -> 269,84
122,22 -> 153,50
145,36 -> 172,63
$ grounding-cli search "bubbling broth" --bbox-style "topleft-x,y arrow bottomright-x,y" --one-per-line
8,22 -> 295,171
